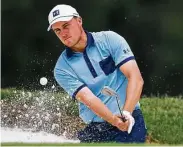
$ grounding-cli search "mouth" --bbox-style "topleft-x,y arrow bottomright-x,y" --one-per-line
64,36 -> 71,41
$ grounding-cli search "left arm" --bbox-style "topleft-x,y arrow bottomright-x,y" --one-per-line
104,31 -> 143,113
104,31 -> 143,133
119,60 -> 144,113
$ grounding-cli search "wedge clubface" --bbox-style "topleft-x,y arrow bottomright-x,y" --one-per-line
101,86 -> 126,122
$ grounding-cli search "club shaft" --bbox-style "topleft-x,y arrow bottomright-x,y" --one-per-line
115,95 -> 123,116
102,86 -> 126,122
115,95 -> 126,122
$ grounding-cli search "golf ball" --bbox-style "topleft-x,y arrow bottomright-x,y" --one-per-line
40,77 -> 48,85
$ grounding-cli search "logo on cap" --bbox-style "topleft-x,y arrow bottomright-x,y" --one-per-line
53,10 -> 60,17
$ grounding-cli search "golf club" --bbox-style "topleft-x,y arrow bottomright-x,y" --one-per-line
101,86 -> 126,122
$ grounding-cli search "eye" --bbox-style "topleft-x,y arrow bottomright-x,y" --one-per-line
55,29 -> 61,35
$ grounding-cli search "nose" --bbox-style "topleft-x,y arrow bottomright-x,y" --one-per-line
61,29 -> 68,39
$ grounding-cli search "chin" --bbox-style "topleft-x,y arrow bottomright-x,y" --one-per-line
64,40 -> 73,46
64,41 -> 70,46
65,43 -> 74,48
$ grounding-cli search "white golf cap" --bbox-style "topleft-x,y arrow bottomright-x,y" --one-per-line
47,4 -> 80,31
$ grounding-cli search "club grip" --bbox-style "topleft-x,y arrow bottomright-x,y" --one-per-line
121,116 -> 127,122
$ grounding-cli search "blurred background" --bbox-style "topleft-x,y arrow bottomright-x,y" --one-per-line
1,0 -> 183,96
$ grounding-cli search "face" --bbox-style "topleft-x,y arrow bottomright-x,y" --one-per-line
52,17 -> 83,48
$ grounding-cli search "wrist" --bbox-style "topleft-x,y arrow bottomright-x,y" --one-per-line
123,105 -> 133,114
123,110 -> 132,116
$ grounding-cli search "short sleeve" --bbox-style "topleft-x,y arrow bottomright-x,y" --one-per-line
105,31 -> 135,68
54,67 -> 86,99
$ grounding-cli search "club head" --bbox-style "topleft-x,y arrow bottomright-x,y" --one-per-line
101,86 -> 125,120
101,86 -> 118,96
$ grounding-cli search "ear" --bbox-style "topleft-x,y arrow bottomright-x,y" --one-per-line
77,17 -> 82,25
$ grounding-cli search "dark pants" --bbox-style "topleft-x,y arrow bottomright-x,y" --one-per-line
77,109 -> 147,143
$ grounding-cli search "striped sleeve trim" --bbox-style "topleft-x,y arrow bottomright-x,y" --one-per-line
117,56 -> 135,68
72,84 -> 87,99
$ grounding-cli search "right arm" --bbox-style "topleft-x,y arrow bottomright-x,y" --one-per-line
76,86 -> 128,131
54,65 -> 128,131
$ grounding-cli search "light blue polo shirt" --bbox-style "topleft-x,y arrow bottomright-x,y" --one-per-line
54,31 -> 140,124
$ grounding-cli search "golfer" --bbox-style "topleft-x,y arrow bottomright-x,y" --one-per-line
47,4 -> 147,143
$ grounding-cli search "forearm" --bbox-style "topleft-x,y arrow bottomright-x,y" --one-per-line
76,88 -> 117,126
83,96 -> 116,125
123,77 -> 144,113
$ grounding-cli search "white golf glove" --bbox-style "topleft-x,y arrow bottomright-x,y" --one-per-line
123,110 -> 135,134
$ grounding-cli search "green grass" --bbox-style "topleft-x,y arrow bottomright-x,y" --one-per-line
1,88 -> 16,100
1,89 -> 183,145
141,97 -> 183,144
0,142 -> 165,146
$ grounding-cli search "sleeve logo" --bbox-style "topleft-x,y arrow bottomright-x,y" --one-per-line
123,48 -> 130,54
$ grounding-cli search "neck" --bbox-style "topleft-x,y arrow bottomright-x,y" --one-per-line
71,29 -> 87,52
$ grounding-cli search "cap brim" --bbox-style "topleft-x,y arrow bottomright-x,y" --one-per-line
47,16 -> 73,31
